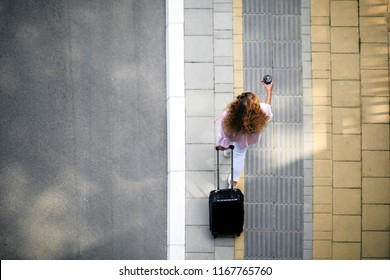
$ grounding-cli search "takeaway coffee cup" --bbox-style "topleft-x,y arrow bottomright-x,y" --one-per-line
262,75 -> 272,85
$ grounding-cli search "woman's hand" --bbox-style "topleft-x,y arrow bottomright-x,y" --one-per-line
262,80 -> 273,93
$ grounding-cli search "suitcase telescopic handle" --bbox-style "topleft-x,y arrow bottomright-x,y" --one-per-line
215,145 -> 235,190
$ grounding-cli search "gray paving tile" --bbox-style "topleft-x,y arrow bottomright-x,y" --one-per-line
214,56 -> 233,66
215,246 -> 234,260
186,90 -> 215,117
214,30 -> 233,39
215,65 -> 233,84
186,253 -> 215,260
185,9 -> 213,35
186,171 -> 214,198
185,36 -> 214,62
186,198 -> 209,225
214,3 -> 232,13
186,117 -> 215,144
214,39 -> 233,57
185,63 -> 214,89
215,83 -> 234,93
214,12 -> 233,30
186,226 -> 215,252
215,236 -> 235,246
303,250 -> 312,260
186,144 -> 214,171
185,0 -> 213,9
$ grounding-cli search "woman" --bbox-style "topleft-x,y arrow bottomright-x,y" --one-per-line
215,81 -> 273,187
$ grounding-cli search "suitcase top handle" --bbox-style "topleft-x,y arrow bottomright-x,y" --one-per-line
215,145 -> 235,190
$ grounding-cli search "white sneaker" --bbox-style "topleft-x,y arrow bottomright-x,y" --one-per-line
227,174 -> 238,188
223,149 -> 231,158
227,174 -> 232,188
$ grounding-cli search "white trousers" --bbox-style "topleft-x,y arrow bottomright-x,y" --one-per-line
232,144 -> 247,182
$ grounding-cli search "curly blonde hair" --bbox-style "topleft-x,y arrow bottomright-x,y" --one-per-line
222,92 -> 269,136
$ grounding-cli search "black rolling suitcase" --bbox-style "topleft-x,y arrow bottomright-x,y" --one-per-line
209,145 -> 244,238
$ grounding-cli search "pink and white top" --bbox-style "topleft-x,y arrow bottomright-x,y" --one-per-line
215,103 -> 273,149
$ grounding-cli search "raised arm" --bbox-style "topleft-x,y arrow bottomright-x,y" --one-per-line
262,80 -> 273,105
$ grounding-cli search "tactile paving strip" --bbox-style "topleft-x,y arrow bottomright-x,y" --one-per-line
243,0 -> 303,260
